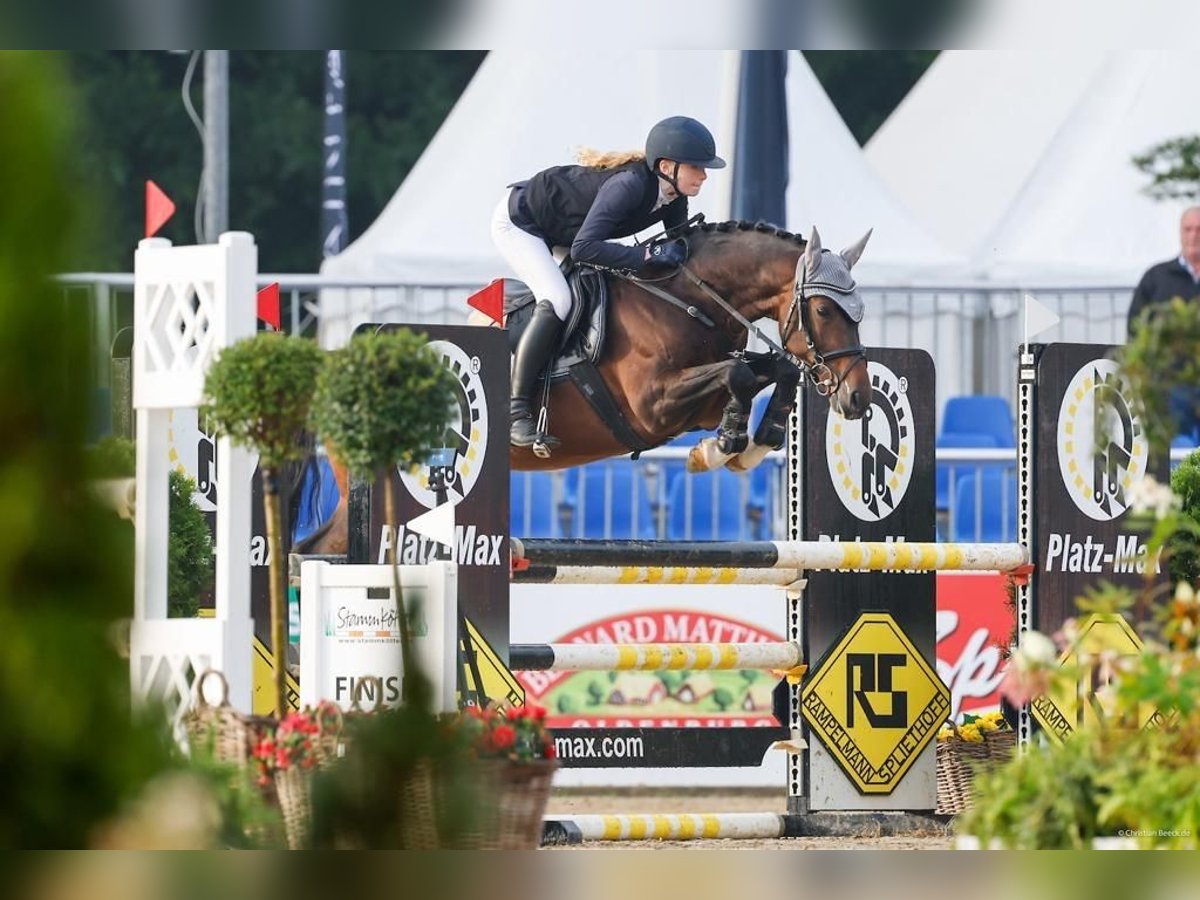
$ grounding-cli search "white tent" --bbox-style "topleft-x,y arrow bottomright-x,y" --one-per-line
783,56 -> 966,285
868,50 -> 1200,285
864,50 -> 1109,258
317,50 -> 739,345
320,51 -> 967,348
978,52 -> 1200,286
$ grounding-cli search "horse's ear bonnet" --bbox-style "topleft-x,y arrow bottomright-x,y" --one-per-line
794,226 -> 868,324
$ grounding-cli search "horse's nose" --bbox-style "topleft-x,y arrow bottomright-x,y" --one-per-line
849,389 -> 867,417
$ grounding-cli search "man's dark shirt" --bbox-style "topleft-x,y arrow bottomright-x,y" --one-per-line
1127,257 -> 1200,337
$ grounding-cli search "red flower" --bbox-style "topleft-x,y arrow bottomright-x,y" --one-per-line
490,724 -> 516,750
544,741 -> 556,760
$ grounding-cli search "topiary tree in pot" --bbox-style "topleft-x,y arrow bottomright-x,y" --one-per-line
307,329 -> 467,848
310,328 -> 457,709
201,333 -> 326,717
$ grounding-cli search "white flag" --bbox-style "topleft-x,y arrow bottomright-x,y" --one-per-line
406,501 -> 456,548
1024,293 -> 1061,344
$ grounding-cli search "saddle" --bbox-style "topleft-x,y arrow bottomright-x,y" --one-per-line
502,261 -> 655,455
504,261 -> 609,380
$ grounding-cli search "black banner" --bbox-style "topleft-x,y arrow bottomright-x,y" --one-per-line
801,348 -> 937,662
1030,343 -> 1169,636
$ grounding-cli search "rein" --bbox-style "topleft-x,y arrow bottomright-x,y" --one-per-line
614,255 -> 866,396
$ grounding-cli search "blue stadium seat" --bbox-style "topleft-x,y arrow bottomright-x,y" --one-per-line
936,432 -> 1000,511
666,469 -> 751,540
951,469 -> 1017,543
510,471 -> 563,538
941,395 -> 1016,448
566,462 -> 655,539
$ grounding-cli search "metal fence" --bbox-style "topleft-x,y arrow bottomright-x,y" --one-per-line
60,273 -> 1137,420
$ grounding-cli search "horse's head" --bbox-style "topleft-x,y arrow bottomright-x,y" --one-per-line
781,226 -> 872,420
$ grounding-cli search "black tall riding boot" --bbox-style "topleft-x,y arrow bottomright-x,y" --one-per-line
511,299 -> 564,447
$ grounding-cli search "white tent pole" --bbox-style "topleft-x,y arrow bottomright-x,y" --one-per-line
712,49 -> 740,223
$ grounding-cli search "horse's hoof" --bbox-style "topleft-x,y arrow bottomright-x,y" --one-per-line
725,457 -> 748,473
717,432 -> 749,455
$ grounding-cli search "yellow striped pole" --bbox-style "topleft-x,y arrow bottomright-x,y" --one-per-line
509,641 -> 804,672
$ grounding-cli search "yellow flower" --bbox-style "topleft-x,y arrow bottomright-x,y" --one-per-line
938,727 -> 954,741
958,724 -> 983,743
977,717 -> 1000,732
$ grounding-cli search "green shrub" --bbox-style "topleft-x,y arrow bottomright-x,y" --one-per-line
84,437 -> 214,618
202,332 -> 325,717
1169,449 -> 1200,585
0,51 -> 170,849
310,329 -> 458,481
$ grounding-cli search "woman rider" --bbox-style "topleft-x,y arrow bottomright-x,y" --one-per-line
491,115 -> 726,448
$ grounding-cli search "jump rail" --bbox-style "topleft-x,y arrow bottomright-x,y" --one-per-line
509,641 -> 804,672
513,565 -> 805,586
511,538 -> 1029,573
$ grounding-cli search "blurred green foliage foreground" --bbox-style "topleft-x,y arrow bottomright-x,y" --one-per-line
0,52 -> 170,850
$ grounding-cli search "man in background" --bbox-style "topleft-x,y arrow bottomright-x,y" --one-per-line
1127,206 -> 1200,443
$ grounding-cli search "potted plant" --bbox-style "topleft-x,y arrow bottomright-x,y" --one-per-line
306,329 -> 463,848
309,328 -> 458,705
455,703 -> 558,849
250,703 -> 342,848
202,333 -> 326,717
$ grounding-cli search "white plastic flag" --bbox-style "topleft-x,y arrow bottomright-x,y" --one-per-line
1024,293 -> 1061,346
405,501 -> 456,548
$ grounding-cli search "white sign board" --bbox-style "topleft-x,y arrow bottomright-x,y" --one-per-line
299,561 -> 457,713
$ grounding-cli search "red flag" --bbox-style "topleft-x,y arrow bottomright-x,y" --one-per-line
257,283 -> 281,331
144,180 -> 176,238
467,279 -> 505,325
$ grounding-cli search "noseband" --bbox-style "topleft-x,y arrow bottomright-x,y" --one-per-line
781,269 -> 867,397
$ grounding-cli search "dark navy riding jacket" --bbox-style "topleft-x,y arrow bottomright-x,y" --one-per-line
508,160 -> 688,270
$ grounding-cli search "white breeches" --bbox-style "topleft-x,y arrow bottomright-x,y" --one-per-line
491,190 -> 572,321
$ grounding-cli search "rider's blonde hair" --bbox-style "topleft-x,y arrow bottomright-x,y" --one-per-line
574,147 -> 646,169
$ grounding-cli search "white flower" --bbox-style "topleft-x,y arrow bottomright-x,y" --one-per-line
1014,630 -> 1058,670
1175,581 -> 1197,606
1127,475 -> 1179,519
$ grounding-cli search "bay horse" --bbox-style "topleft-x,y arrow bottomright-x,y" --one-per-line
511,220 -> 872,473
298,221 -> 872,555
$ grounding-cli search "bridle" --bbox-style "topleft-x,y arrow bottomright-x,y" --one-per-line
780,269 -> 868,397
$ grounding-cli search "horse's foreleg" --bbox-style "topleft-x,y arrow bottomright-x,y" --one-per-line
726,360 -> 802,474
672,359 -> 757,473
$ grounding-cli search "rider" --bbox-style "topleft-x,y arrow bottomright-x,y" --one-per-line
491,115 -> 726,448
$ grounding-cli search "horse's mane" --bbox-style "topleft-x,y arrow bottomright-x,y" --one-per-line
668,218 -> 808,248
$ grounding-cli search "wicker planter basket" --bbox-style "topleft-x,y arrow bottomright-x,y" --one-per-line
935,726 -> 1016,816
274,766 -> 314,849
462,759 -> 558,849
184,669 -> 273,768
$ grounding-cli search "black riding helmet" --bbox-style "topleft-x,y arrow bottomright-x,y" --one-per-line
645,116 -> 725,195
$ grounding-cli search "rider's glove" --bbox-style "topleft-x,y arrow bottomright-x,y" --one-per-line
644,239 -> 686,268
